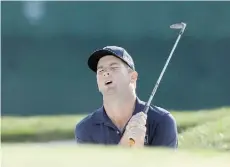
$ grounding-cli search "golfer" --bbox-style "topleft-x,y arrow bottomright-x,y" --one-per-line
75,46 -> 178,148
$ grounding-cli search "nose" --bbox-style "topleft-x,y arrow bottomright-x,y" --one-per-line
103,71 -> 110,77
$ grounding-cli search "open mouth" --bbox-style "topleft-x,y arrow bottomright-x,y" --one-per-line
105,81 -> 113,85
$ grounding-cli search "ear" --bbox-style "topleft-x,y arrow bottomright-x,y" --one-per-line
130,71 -> 138,83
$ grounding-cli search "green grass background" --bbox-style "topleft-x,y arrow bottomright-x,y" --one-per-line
2,107 -> 230,167
2,144 -> 230,167
1,107 -> 230,151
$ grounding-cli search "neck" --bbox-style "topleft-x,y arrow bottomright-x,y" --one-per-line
103,89 -> 137,130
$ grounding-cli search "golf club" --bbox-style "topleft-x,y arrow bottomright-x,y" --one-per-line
129,22 -> 187,146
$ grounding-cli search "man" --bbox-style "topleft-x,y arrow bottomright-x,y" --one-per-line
75,46 -> 178,148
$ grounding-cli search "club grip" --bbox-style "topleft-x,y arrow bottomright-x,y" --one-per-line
129,138 -> 135,146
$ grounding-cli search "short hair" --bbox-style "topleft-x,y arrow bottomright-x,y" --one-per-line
124,63 -> 134,73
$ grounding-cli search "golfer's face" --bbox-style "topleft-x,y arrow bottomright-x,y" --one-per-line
96,55 -> 130,94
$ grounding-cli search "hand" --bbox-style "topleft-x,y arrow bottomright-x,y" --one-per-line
121,112 -> 147,147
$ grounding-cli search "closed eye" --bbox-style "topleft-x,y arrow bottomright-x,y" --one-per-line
111,66 -> 119,70
97,69 -> 104,73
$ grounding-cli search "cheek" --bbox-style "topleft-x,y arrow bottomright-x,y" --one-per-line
97,75 -> 104,86
96,76 -> 101,85
116,74 -> 131,84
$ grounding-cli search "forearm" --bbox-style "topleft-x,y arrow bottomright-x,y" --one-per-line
118,133 -> 145,147
118,134 -> 129,146
118,112 -> 147,147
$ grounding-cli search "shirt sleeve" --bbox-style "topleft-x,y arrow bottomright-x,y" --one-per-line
150,113 -> 178,148
74,122 -> 93,144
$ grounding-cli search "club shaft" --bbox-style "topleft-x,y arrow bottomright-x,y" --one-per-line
129,24 -> 186,146
143,32 -> 183,114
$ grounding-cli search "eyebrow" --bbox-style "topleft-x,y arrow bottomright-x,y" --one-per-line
110,62 -> 119,66
97,62 -> 119,70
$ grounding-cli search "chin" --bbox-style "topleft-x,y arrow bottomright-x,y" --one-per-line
101,89 -> 118,96
103,91 -> 116,96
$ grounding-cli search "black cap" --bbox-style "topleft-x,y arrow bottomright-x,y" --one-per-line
87,46 -> 135,72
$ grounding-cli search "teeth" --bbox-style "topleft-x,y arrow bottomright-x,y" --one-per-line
105,81 -> 112,85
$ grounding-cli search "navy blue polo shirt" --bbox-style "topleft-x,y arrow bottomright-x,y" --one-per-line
75,97 -> 178,148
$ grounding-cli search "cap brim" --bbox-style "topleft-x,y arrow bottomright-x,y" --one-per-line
88,49 -> 118,72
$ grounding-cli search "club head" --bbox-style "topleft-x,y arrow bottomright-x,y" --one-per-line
170,22 -> 186,29
170,22 -> 187,34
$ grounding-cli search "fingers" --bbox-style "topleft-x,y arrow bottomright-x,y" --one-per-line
126,119 -> 145,130
126,112 -> 147,130
125,112 -> 147,145
131,116 -> 146,125
128,125 -> 146,136
133,112 -> 147,122
127,125 -> 147,144
134,112 -> 147,120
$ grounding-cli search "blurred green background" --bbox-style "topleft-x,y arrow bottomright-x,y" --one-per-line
2,1 -> 230,116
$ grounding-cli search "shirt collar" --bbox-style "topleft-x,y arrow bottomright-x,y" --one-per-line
92,97 -> 145,125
